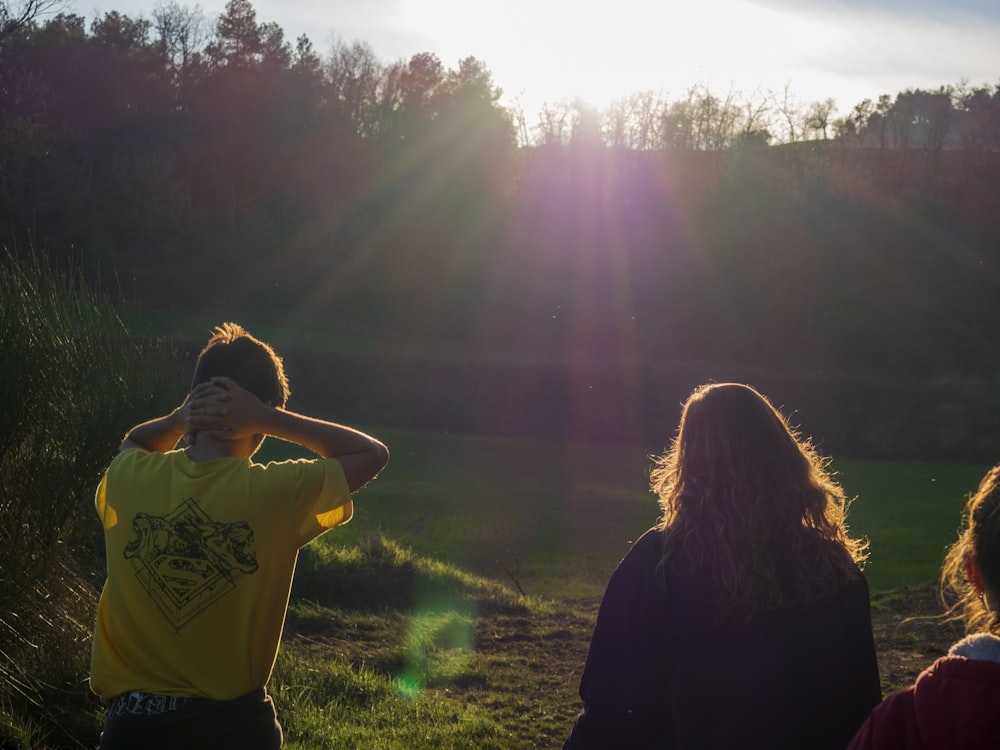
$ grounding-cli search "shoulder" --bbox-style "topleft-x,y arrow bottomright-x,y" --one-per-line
846,564 -> 872,596
112,446 -> 146,462
921,651 -> 1000,684
249,457 -> 350,501
107,447 -> 176,473
589,529 -> 671,644
857,656 -> 1000,742
600,528 -> 667,606
828,556 -> 873,608
875,654 -> 994,711
250,456 -> 343,478
615,528 -> 664,572
629,527 -> 665,556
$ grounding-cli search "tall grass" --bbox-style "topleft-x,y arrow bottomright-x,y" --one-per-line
0,248 -> 185,748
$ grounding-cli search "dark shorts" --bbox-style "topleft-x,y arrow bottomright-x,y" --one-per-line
99,688 -> 282,750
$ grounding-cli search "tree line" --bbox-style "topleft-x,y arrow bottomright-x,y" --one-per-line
0,0 -> 515,251
2,0 -> 998,251
3,0 -> 1000,461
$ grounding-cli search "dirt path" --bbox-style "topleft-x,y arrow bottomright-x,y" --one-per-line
869,585 -> 964,694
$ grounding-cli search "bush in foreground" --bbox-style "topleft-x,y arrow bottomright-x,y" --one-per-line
0,248 -> 184,748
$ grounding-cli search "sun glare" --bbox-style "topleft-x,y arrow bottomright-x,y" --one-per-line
390,0 -> 856,117
345,0 -> 1000,127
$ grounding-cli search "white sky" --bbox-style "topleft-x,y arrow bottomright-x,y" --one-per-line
76,0 -> 1000,119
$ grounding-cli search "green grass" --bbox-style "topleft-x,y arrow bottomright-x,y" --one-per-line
126,307 -> 988,596
263,455 -> 984,750
259,428 -> 658,599
273,534 -> 548,748
9,276 -> 984,746
5,427 -> 981,747
836,459 -> 987,592
259,429 -> 987,598
128,308 -> 991,596
275,651 -> 510,750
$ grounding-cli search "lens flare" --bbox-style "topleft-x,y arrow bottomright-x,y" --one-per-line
395,604 -> 475,699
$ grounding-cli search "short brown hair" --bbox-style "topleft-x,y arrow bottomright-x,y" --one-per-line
192,322 -> 290,407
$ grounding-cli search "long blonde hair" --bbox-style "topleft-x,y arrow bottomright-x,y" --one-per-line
650,383 -> 867,618
940,464 -> 1000,635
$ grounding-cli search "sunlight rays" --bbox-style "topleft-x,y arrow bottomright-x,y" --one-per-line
367,0 -> 1000,125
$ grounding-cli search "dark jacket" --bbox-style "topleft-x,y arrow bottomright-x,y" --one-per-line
564,527 -> 882,749
848,633 -> 1000,750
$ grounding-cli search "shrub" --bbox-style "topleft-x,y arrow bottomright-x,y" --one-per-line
0,248 -> 185,746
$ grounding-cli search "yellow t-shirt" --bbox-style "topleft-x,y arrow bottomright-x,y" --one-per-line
89,448 -> 352,702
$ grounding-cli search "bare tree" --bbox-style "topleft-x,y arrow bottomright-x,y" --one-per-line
603,96 -> 631,148
736,88 -> 773,147
630,89 -> 664,151
666,84 -> 741,150
691,85 -> 721,148
803,98 -> 837,141
0,0 -> 64,42
662,95 -> 695,149
771,82 -> 803,144
505,94 -> 530,147
533,100 -> 572,146
152,1 -> 207,82
327,38 -> 385,138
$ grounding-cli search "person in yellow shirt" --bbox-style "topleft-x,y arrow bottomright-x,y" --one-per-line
90,322 -> 389,749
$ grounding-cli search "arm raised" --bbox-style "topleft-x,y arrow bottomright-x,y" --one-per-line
198,376 -> 389,492
120,381 -> 230,453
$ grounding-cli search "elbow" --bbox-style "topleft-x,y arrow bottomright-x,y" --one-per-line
362,439 -> 390,488
372,439 -> 390,474
341,439 -> 390,492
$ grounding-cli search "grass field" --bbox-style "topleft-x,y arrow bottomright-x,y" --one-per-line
258,429 -> 984,748
9,413 -> 982,747
126,309 -> 990,596
123,309 -> 986,598
836,459 -> 987,591
54,309 -> 979,748
8,274 -> 987,747
259,428 -> 988,598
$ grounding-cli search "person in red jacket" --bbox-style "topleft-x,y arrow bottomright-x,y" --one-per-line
848,463 -> 1000,750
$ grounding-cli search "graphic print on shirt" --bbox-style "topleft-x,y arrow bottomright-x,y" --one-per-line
124,497 -> 258,629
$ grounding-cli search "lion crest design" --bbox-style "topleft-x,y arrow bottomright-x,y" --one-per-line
124,497 -> 259,629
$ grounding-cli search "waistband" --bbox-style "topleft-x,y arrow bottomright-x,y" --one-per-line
108,688 -> 267,717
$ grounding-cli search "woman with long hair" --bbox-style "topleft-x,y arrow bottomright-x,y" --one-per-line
848,464 -> 1000,750
564,383 -> 881,749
